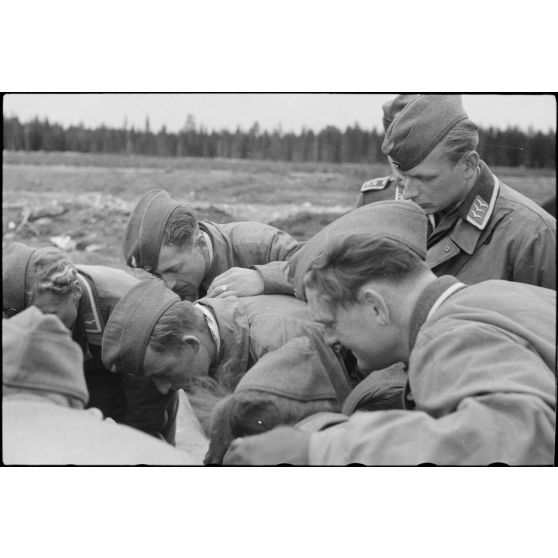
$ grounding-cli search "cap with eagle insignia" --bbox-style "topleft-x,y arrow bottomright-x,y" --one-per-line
360,176 -> 393,193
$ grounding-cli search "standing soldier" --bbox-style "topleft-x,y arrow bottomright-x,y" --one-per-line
366,94 -> 556,287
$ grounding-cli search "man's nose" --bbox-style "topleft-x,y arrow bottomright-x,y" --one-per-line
153,378 -> 171,394
323,331 -> 339,346
401,177 -> 418,201
163,277 -> 176,290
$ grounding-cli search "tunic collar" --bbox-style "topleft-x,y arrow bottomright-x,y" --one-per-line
196,297 -> 251,391
408,275 -> 467,352
193,301 -> 221,355
457,161 -> 499,231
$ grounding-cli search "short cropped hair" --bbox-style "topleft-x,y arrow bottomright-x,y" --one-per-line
162,206 -> 198,248
26,247 -> 78,303
440,119 -> 479,165
148,300 -> 206,352
305,234 -> 426,308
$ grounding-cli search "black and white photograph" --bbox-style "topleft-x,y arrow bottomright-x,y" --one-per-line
2,93 -> 556,466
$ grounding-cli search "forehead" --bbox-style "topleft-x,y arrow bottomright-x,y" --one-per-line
157,244 -> 191,268
393,143 -> 451,177
32,289 -> 71,308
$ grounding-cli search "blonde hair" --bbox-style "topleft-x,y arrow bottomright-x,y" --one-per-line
26,247 -> 78,302
440,119 -> 479,165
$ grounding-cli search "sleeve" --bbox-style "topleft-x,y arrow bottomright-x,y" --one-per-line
512,224 -> 556,289
252,260 -> 294,295
308,323 -> 556,465
251,228 -> 303,294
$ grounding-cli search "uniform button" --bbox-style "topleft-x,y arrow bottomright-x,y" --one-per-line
444,246 -> 451,253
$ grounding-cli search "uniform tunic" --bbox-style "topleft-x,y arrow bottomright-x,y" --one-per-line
308,278 -> 556,465
356,162 -> 556,288
197,295 -> 351,397
199,221 -> 301,297
75,265 -> 178,442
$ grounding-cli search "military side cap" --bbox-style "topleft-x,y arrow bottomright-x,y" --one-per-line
381,94 -> 469,172
381,94 -> 418,131
122,189 -> 182,271
287,200 -> 427,301
3,306 -> 88,405
102,277 -> 180,376
236,336 -> 341,403
2,242 -> 37,316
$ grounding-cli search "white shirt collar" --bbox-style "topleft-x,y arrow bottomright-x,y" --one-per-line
201,230 -> 213,268
193,302 -> 220,355
426,282 -> 467,321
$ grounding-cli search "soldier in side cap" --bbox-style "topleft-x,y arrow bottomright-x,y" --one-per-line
2,306 -> 192,465
122,189 -> 301,301
223,234 -> 556,465
204,336 -> 345,464
102,277 -> 351,435
2,242 -> 178,443
376,94 -> 555,288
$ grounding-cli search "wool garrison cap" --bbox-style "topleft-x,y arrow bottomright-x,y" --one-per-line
2,242 -> 37,316
381,94 -> 418,131
381,94 -> 469,172
236,336 -> 342,403
102,277 -> 180,376
122,189 -> 183,270
3,306 -> 88,405
287,200 -> 428,301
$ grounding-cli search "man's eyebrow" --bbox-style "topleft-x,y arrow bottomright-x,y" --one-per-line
158,264 -> 179,274
405,171 -> 438,180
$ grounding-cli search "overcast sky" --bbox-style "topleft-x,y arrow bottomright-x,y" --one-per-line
3,93 -> 556,133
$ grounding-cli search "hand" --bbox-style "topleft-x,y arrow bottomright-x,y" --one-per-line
206,268 -> 264,298
223,426 -> 311,465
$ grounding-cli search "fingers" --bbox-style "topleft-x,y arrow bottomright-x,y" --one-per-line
223,438 -> 248,465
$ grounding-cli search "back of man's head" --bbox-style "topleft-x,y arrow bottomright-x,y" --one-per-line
305,234 -> 427,308
2,306 -> 88,408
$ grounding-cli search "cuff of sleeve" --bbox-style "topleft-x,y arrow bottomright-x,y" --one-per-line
252,262 -> 294,295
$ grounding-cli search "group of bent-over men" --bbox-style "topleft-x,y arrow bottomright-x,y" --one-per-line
2,94 -> 556,465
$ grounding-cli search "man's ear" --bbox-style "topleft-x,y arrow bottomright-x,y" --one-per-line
462,150 -> 480,180
361,287 -> 391,325
180,334 -> 200,354
71,280 -> 82,301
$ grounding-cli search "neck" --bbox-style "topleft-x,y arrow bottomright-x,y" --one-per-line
196,314 -> 218,367
389,271 -> 438,361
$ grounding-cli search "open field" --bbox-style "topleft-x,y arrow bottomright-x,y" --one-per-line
3,151 -> 556,270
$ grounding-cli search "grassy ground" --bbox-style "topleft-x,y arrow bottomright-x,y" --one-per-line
3,151 -> 555,267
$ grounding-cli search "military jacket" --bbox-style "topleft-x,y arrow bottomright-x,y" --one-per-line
74,266 -> 176,440
426,162 -> 555,288
199,221 -> 301,296
197,295 -> 351,398
308,278 -> 556,465
3,395 -> 192,465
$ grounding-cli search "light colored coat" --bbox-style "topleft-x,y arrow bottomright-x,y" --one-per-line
3,395 -> 192,465
308,280 -> 556,465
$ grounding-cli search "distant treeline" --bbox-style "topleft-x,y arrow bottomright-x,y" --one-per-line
3,114 -> 556,168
